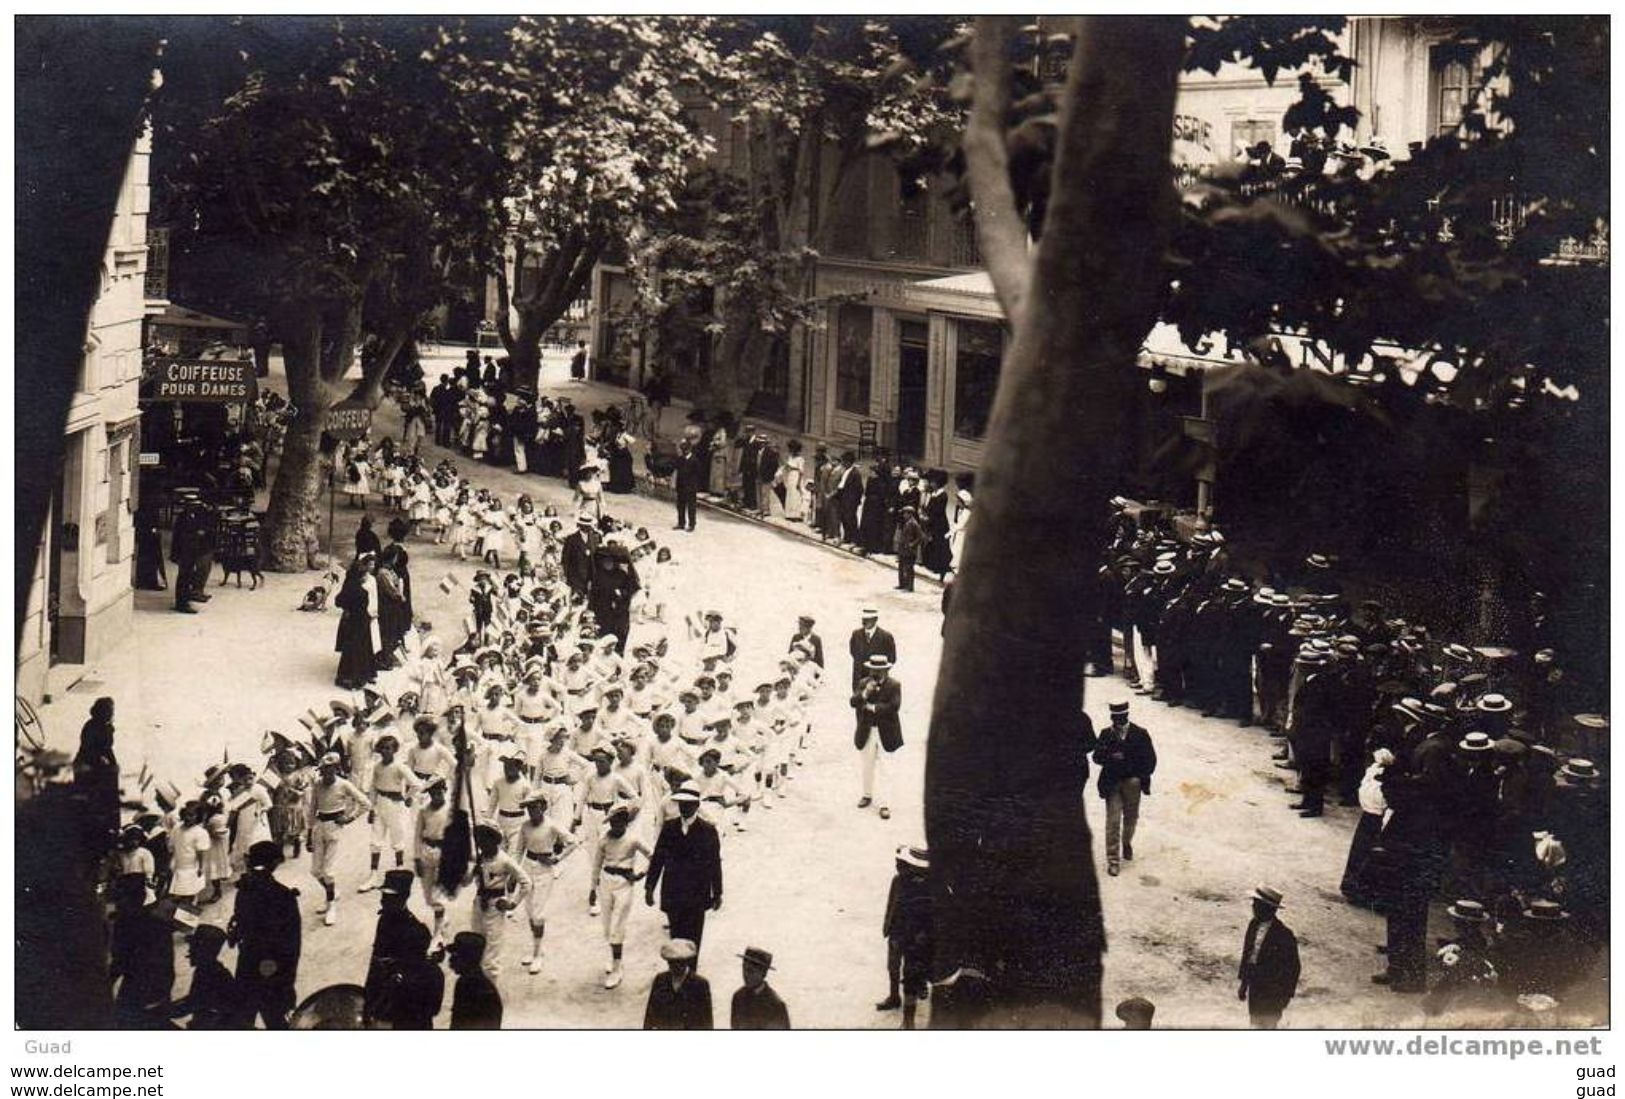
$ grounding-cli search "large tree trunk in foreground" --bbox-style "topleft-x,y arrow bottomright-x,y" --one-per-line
924,16 -> 1186,1027
500,230 -> 605,393
263,297 -> 362,571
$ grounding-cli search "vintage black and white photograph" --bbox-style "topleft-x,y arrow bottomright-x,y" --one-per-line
14,13 -> 1610,1036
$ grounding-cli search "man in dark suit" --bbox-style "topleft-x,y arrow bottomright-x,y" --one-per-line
673,438 -> 703,531
588,544 -> 640,654
836,452 -> 864,544
849,608 -> 898,689
645,783 -> 724,955
1287,650 -> 1336,818
789,615 -> 824,668
852,654 -> 903,819
739,427 -> 761,513
560,514 -> 599,599
364,870 -> 428,1025
169,492 -> 205,613
729,946 -> 790,1029
1238,885 -> 1301,1029
227,841 -> 302,1029
447,932 -> 503,1029
1092,701 -> 1158,876
643,938 -> 712,1029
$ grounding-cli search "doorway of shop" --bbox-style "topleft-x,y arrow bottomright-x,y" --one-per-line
896,320 -> 929,462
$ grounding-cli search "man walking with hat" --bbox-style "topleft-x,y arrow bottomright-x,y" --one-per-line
227,840 -> 301,1029
364,869 -> 427,1024
448,932 -> 503,1029
877,844 -> 932,1028
646,782 -> 724,956
593,802 -> 651,990
644,939 -> 712,1029
730,947 -> 790,1029
852,653 -> 903,819
849,608 -> 897,690
1092,701 -> 1157,876
1237,885 -> 1300,1029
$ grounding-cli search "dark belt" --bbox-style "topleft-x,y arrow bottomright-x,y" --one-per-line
413,771 -> 435,782
704,795 -> 726,805
519,714 -> 549,724
483,733 -> 513,742
376,789 -> 406,802
540,774 -> 572,785
498,809 -> 525,818
316,811 -> 347,824
602,865 -> 638,880
477,887 -> 507,901
420,837 -> 443,849
587,801 -> 613,811
524,850 -> 557,864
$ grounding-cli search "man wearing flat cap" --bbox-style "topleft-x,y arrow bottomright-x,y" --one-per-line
364,869 -> 427,1024
448,932 -> 503,1029
730,946 -> 790,1030
228,840 -> 301,1028
646,783 -> 724,956
644,938 -> 712,1030
789,615 -> 825,669
1237,885 -> 1300,1029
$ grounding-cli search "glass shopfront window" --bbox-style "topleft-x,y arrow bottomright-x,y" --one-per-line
835,304 -> 873,415
953,319 -> 1005,440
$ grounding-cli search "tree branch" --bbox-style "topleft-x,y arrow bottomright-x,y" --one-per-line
962,16 -> 1032,322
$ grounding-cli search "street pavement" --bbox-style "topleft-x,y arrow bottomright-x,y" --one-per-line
29,350 -> 1601,1028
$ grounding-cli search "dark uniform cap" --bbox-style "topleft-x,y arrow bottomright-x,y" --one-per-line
381,869 -> 416,896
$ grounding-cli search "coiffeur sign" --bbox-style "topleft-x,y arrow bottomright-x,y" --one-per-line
143,358 -> 258,403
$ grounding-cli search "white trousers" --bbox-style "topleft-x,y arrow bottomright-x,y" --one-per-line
310,819 -> 344,883
600,874 -> 634,944
525,860 -> 560,926
859,738 -> 886,807
370,799 -> 412,852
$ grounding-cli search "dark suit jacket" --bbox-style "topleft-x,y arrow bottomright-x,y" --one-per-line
1238,918 -> 1301,1013
789,630 -> 825,668
450,972 -> 503,1029
646,817 -> 723,913
1092,721 -> 1157,797
644,972 -> 713,1030
561,531 -> 598,596
730,983 -> 790,1030
674,449 -> 705,492
229,872 -> 301,988
849,626 -> 898,687
851,676 -> 903,753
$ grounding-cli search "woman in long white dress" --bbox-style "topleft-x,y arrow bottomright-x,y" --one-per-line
482,500 -> 513,569
949,489 -> 973,569
780,439 -> 807,521
360,554 -> 383,659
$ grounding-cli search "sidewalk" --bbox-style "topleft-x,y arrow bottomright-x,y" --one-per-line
549,372 -> 946,592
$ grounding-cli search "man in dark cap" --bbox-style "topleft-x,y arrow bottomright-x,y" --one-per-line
368,920 -> 444,1029
227,840 -> 301,1029
1114,996 -> 1155,1029
168,924 -> 237,1029
730,946 -> 790,1030
788,615 -> 824,668
643,939 -> 712,1030
364,869 -> 428,1024
1237,885 -> 1300,1029
448,932 -> 503,1029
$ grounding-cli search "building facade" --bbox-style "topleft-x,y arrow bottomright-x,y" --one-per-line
18,130 -> 156,704
587,18 -> 1514,477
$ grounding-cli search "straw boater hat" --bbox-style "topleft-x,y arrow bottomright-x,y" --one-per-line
671,782 -> 702,804
1251,885 -> 1284,909
1457,732 -> 1495,754
895,845 -> 929,869
1522,898 -> 1569,922
864,654 -> 893,671
1557,758 -> 1601,785
1446,899 -> 1490,923
1476,693 -> 1513,714
660,939 -> 698,962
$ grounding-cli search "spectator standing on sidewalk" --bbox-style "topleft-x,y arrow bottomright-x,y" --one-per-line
673,437 -> 703,532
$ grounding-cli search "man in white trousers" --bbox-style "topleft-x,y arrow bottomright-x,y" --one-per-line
851,654 -> 903,820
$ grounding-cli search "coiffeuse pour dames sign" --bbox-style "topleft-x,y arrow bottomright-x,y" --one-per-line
142,358 -> 258,403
